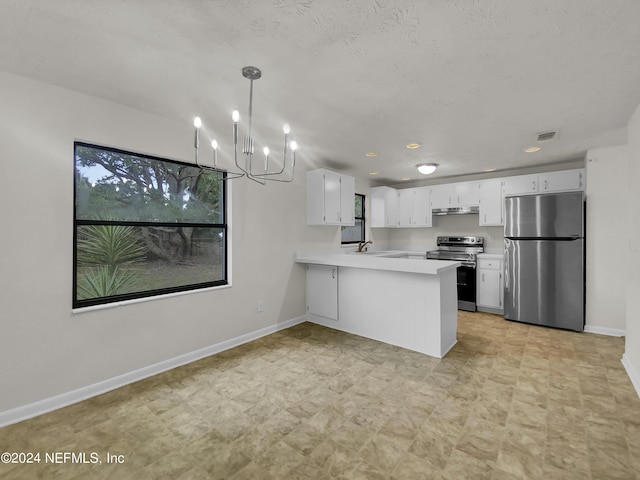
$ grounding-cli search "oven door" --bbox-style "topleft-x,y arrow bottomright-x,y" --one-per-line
456,265 -> 477,312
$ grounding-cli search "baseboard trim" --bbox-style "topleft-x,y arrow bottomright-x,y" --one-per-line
584,324 -> 625,337
0,316 -> 307,428
622,353 -> 640,399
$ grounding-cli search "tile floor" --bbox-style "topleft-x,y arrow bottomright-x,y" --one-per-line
1,312 -> 639,479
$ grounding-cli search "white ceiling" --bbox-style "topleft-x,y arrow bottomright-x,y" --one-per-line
2,1 -> 640,185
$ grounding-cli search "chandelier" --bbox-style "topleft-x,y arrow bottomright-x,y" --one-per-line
193,66 -> 297,184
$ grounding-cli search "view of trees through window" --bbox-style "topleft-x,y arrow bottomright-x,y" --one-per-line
74,142 -> 227,308
341,194 -> 365,244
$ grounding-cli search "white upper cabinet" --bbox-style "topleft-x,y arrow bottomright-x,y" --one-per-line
539,169 -> 585,193
430,181 -> 480,208
398,187 -> 431,228
479,178 -> 503,226
370,186 -> 399,228
503,169 -> 585,197
429,184 -> 454,209
503,173 -> 538,196
454,181 -> 481,206
307,169 -> 355,226
339,174 -> 355,224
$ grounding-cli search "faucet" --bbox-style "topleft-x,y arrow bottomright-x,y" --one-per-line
357,240 -> 373,252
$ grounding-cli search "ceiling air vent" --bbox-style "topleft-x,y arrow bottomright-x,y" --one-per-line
537,130 -> 557,143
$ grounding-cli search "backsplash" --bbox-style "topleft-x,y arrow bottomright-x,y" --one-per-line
386,214 -> 505,253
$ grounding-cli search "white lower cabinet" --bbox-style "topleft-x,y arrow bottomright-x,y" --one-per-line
306,264 -> 338,320
477,255 -> 503,312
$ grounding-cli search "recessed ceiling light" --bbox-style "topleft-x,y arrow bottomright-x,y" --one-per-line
416,163 -> 438,175
365,152 -> 378,157
406,143 -> 421,149
369,171 -> 379,175
484,168 -> 497,172
400,177 -> 411,181
524,147 -> 541,153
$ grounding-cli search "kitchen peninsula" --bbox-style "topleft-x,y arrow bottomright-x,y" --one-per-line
295,251 -> 460,358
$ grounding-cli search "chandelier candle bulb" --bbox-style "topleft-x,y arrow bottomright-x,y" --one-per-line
191,67 -> 295,184
193,116 -> 201,149
291,140 -> 298,167
211,139 -> 218,167
232,110 -> 239,145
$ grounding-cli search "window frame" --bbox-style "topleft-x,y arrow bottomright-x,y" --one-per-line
341,193 -> 366,245
73,141 -> 228,309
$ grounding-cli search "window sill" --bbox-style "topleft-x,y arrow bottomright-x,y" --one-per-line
71,283 -> 232,314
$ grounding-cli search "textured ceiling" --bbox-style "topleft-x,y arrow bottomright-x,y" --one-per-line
2,0 -> 640,184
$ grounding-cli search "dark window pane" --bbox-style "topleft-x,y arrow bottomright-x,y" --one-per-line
341,220 -> 364,243
73,142 -> 227,308
75,225 -> 224,304
75,144 -> 224,224
354,194 -> 363,217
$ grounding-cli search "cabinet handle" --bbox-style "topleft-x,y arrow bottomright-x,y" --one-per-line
332,268 -> 336,279
544,180 -> 548,190
482,273 -> 485,282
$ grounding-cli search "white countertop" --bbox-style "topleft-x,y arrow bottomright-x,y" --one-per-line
477,253 -> 504,259
295,250 -> 460,275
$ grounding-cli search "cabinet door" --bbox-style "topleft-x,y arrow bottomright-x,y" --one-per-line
454,181 -> 480,206
307,265 -> 338,320
339,175 -> 355,225
479,179 -> 503,226
398,189 -> 414,227
323,170 -> 341,225
413,187 -> 432,227
539,169 -> 584,193
503,174 -> 538,196
370,186 -> 389,228
477,268 -> 502,309
430,184 -> 453,208
384,187 -> 399,227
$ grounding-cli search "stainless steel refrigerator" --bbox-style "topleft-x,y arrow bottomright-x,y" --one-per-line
504,192 -> 585,331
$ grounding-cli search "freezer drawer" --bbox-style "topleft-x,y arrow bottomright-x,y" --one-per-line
504,238 -> 584,331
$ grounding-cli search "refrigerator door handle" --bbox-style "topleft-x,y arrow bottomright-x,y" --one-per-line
504,244 -> 510,290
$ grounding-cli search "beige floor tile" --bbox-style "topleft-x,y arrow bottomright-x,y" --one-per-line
2,313 -> 639,479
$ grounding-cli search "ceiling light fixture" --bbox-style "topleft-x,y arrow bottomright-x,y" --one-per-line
365,152 -> 378,157
193,66 -> 298,184
416,163 -> 438,175
369,171 -> 379,175
524,147 -> 541,153
406,143 -> 421,149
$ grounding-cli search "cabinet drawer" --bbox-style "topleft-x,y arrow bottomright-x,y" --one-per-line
478,258 -> 502,270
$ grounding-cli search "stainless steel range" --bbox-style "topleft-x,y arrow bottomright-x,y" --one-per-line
427,236 -> 484,312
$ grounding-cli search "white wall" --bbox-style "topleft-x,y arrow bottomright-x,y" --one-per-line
386,215 -> 504,254
0,71 -> 337,415
624,103 -> 640,393
585,146 -> 629,333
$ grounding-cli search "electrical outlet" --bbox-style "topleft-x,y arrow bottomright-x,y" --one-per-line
257,300 -> 264,313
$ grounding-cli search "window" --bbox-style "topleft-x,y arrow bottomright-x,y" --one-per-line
73,142 -> 227,308
341,193 -> 365,244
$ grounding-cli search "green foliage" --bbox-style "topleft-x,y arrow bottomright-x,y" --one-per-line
75,145 -> 224,223
77,225 -> 146,266
76,225 -> 146,299
77,266 -> 141,299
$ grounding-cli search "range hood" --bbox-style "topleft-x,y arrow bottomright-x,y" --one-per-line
432,206 -> 480,216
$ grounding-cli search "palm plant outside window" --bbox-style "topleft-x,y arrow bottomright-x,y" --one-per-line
73,142 -> 227,308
